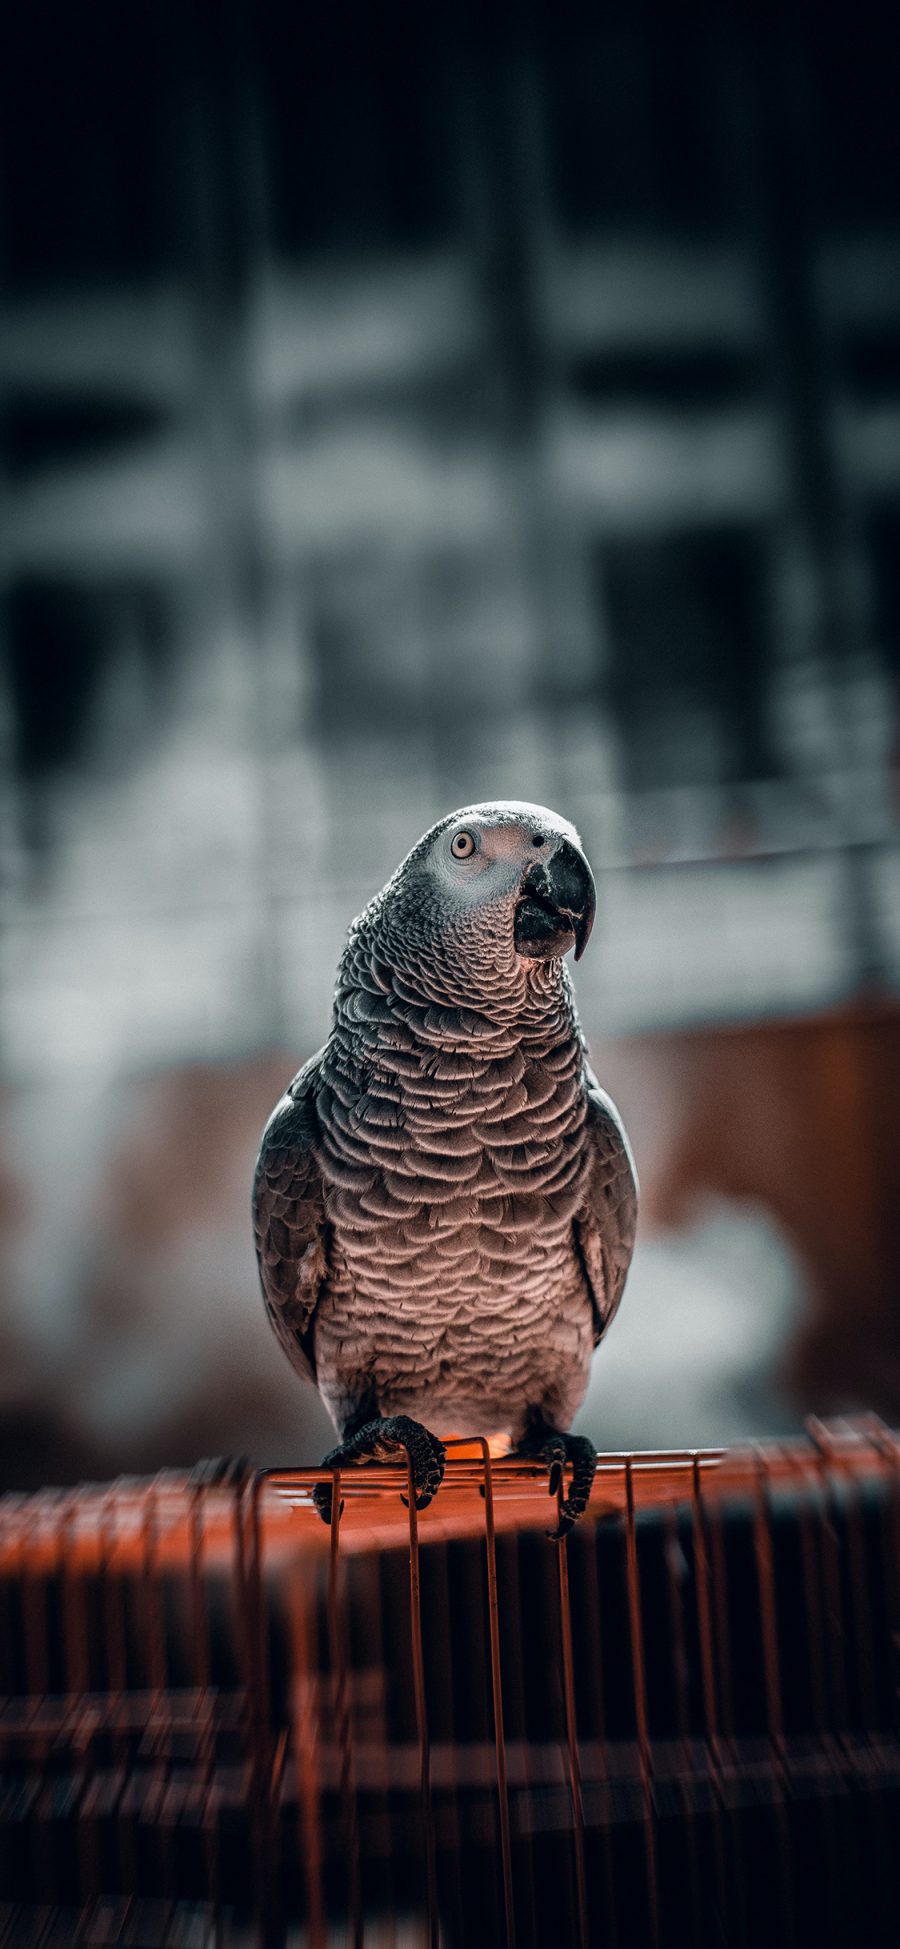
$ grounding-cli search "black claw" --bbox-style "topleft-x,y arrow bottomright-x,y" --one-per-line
312,1416 -> 446,1524
312,1482 -> 332,1523
311,1482 -> 346,1524
514,1427 -> 597,1539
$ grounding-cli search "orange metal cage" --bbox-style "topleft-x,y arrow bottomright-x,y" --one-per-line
0,1419 -> 899,1947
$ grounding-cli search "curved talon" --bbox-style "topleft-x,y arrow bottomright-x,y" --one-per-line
312,1490 -> 344,1524
312,1416 -> 446,1525
312,1482 -> 343,1524
514,1427 -> 597,1540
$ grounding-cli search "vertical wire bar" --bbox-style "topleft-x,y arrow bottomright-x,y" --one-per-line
706,1495 -> 736,1747
822,1428 -> 890,1897
577,1499 -> 618,1949
359,1550 -> 398,1949
477,1439 -> 516,1949
555,1507 -> 589,1949
34,1494 -> 64,1912
327,1471 -> 363,1949
802,1411 -> 880,1910
59,1493 -> 97,1913
35,1498 -> 66,1921
100,1485 -> 135,1905
691,1457 -> 742,1949
750,1449 -> 795,1949
623,1462 -> 660,1949
751,1452 -> 787,1760
803,1425 -> 876,1925
840,1460 -> 879,1733
22,1499 -> 50,1703
286,1552 -> 327,1949
662,1497 -> 704,1943
242,1471 -> 268,1772
187,1478 -> 219,1922
141,1479 -> 166,1696
706,1468 -> 753,1946
481,1495 -> 537,1949
405,1457 -> 439,1949
140,1478 -> 175,1918
60,1493 -> 90,1693
789,1452 -> 830,1731
808,1442 -> 851,1732
786,1445 -> 842,1929
232,1466 -> 276,1943
806,1421 -> 890,1923
241,1471 -> 280,1946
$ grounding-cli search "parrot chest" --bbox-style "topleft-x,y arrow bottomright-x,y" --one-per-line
312,1043 -> 595,1431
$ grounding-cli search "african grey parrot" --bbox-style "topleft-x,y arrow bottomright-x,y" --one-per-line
253,801 -> 637,1534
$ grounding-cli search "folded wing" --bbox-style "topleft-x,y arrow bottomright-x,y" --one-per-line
574,1069 -> 639,1346
252,1053 -> 329,1386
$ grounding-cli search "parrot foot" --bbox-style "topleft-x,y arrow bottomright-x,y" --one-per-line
514,1427 -> 597,1540
312,1415 -> 446,1524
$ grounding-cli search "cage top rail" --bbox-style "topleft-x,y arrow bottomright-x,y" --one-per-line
1,1414 -> 895,1564
259,1414 -> 899,1538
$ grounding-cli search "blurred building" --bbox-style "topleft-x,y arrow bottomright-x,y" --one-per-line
1,3 -> 899,1483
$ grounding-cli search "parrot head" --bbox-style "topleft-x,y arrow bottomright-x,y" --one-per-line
377,802 -> 597,985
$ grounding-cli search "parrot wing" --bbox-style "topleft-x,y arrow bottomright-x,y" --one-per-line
574,1067 -> 639,1346
253,1052 -> 329,1386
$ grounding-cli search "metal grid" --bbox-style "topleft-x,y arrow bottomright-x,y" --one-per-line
1,1419 -> 899,1946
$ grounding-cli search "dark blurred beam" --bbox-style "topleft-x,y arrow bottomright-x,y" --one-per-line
734,17 -> 891,991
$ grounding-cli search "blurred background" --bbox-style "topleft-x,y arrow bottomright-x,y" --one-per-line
1,0 -> 899,1488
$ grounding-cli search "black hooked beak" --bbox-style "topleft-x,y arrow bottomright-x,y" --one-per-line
514,838 -> 597,962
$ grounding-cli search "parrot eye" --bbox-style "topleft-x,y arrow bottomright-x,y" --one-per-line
450,829 -> 477,859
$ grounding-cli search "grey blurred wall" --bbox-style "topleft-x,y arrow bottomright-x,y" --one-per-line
1,1 -> 899,1484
